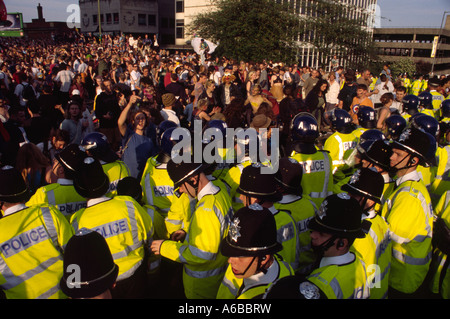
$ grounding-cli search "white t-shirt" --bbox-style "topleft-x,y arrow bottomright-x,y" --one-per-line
326,80 -> 340,104
160,108 -> 180,126
55,70 -> 75,93
371,81 -> 394,104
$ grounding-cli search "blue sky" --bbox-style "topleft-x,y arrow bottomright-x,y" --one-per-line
3,0 -> 448,28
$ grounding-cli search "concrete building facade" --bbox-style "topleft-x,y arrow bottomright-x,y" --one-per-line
79,0 -> 159,36
173,0 -> 214,48
373,15 -> 450,76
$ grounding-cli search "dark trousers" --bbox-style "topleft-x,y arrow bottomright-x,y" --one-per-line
111,262 -> 150,299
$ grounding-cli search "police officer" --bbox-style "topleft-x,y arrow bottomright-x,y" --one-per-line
341,168 -> 392,299
141,126 -> 181,239
410,113 -> 439,190
381,127 -> 434,298
289,113 -> 333,208
430,103 -> 450,206
411,74 -> 424,96
358,128 -> 386,145
81,132 -> 130,197
216,204 -> 294,299
428,77 -> 444,118
237,163 -> 300,271
384,114 -> 407,140
201,120 -> 234,177
116,176 -> 163,292
0,166 -> 74,299
219,127 -> 268,212
401,94 -> 420,121
273,157 -> 317,275
151,156 -> 233,299
356,138 -> 395,211
323,108 -> 359,192
27,144 -> 88,221
353,106 -> 377,138
418,91 -> 437,120
440,99 -> 450,123
70,157 -> 154,299
60,228 -> 119,299
305,193 -> 370,299
427,190 -> 450,299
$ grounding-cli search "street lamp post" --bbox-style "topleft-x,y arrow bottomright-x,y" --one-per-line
431,11 -> 449,75
98,0 -> 102,42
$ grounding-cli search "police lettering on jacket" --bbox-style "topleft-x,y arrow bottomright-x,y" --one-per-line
298,160 -> 326,173
343,141 -> 357,152
0,226 -> 49,257
58,202 -> 87,215
93,219 -> 129,238
153,185 -> 174,197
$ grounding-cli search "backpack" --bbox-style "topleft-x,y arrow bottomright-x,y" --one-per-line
22,83 -> 36,102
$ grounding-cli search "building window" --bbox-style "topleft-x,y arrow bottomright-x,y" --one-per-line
93,14 -> 98,25
176,19 -> 184,39
106,13 -> 112,24
138,14 -> 147,26
148,14 -> 156,26
176,0 -> 184,13
113,13 -> 119,24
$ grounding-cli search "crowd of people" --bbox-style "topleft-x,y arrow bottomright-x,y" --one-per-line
0,31 -> 449,300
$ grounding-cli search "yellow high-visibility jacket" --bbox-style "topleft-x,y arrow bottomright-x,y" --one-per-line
70,195 -> 154,282
381,172 -> 434,294
159,182 -> 233,299
0,204 -> 73,299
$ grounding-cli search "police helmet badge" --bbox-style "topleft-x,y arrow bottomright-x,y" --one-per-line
229,217 -> 242,243
299,281 -> 320,299
398,128 -> 411,142
248,203 -> 263,211
337,192 -> 351,200
349,169 -> 361,185
317,200 -> 328,220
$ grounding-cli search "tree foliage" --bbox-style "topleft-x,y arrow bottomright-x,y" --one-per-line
300,0 -> 376,69
187,0 -> 303,63
188,0 -> 376,68
390,58 -> 416,78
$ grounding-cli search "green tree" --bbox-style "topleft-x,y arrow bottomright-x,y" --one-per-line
389,58 -> 416,78
301,0 -> 376,70
187,0 -> 303,63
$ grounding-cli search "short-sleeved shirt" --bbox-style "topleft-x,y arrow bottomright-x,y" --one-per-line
122,126 -> 158,179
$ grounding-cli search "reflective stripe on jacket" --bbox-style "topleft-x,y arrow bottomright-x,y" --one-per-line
381,179 -> 434,294
141,156 -> 174,217
160,183 -> 233,299
0,205 -> 73,299
307,253 -> 369,299
70,196 -> 153,281
290,150 -> 334,208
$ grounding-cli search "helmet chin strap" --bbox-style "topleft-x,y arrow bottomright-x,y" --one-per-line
390,153 -> 416,175
184,176 -> 200,198
312,235 -> 338,258
234,256 -> 257,277
358,196 -> 375,216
